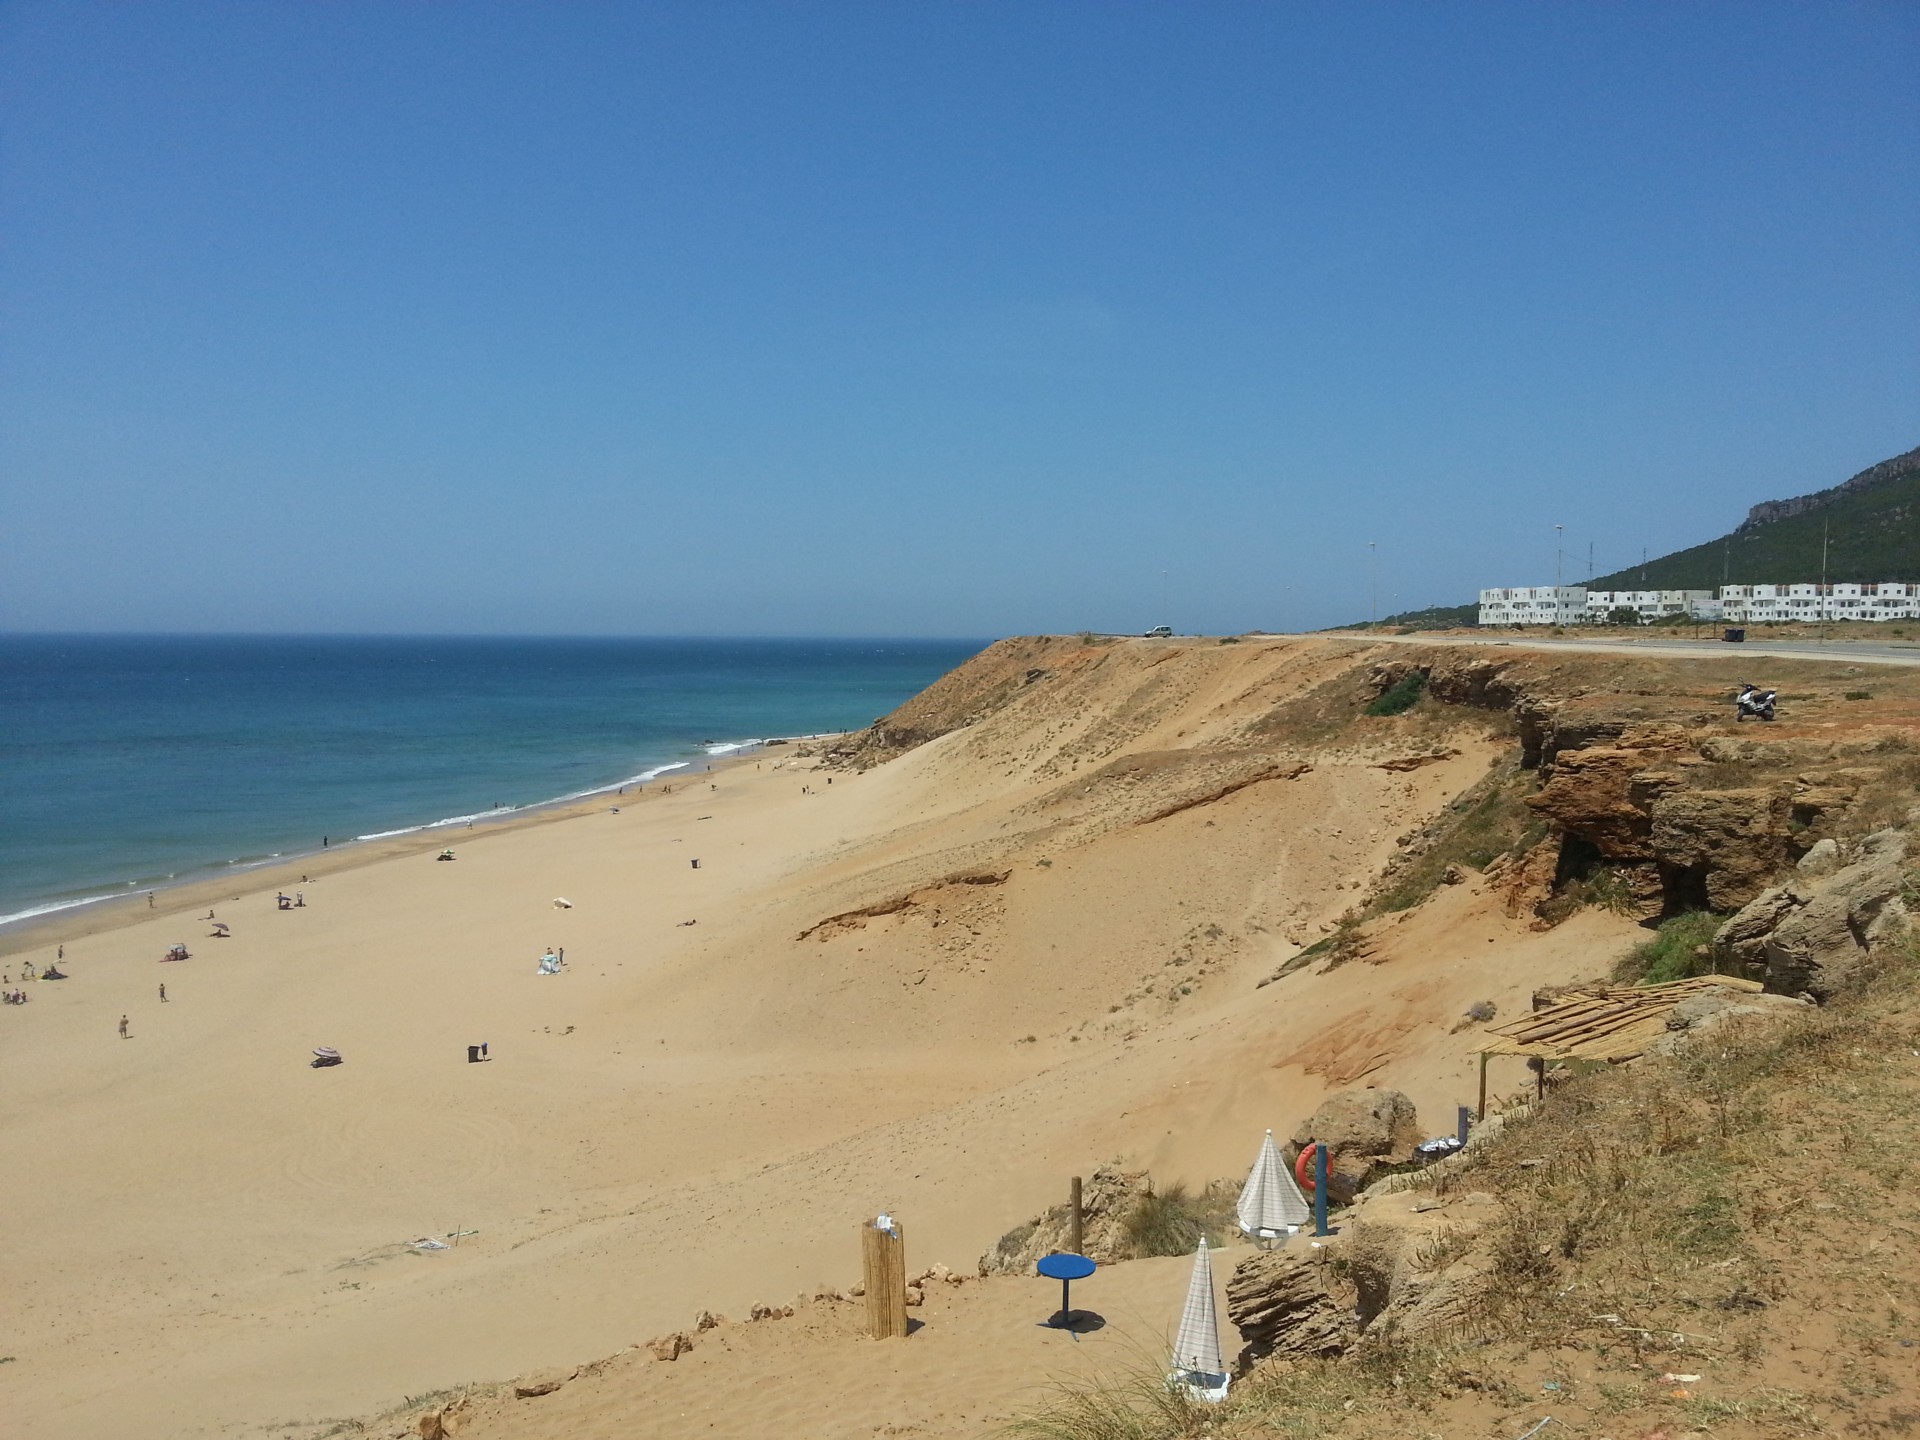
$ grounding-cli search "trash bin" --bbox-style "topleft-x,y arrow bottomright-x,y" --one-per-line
1722,627 -> 1746,643
467,1044 -> 482,1063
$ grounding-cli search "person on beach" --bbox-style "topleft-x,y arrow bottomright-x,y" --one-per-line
118,1014 -> 129,1039
57,944 -> 64,961
159,982 -> 167,1003
148,892 -> 155,908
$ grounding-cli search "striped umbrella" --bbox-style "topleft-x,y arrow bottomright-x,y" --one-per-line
1170,1236 -> 1229,1401
1236,1128 -> 1310,1240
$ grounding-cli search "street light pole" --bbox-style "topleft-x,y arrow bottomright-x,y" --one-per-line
1554,525 -> 1564,588
1368,542 -> 1378,629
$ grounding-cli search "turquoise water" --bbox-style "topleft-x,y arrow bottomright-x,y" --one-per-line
0,635 -> 983,926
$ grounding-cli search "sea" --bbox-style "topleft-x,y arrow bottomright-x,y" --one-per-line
0,634 -> 984,929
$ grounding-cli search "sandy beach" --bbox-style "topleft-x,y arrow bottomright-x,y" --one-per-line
0,636 -> 1642,1438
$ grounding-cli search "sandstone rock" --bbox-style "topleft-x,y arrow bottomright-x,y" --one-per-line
1527,746 -> 1678,860
1501,835 -> 1561,922
692,1309 -> 722,1331
903,1284 -> 924,1307
417,1411 -> 447,1440
748,1303 -> 794,1322
1764,836 -> 1909,998
845,1280 -> 865,1297
1648,787 -> 1791,910
1716,885 -> 1802,948
515,1365 -> 578,1395
1290,1089 -> 1421,1204
1862,827 -> 1907,860
1225,1250 -> 1352,1367
645,1332 -> 693,1362
1795,838 -> 1842,877
978,1161 -> 1152,1273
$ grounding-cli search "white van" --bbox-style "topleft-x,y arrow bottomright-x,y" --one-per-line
1144,625 -> 1173,637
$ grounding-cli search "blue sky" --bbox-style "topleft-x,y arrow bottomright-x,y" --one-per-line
3,2 -> 1915,636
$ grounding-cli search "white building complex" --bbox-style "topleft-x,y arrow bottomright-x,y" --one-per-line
1477,583 -> 1920,625
1474,587 -> 1590,625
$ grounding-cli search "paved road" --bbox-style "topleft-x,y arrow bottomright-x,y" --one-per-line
1354,632 -> 1920,669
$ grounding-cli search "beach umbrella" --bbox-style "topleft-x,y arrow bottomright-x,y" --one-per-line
1236,1128 -> 1310,1240
1169,1236 -> 1229,1402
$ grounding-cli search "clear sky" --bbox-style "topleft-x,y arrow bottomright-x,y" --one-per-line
3,2 -> 1915,636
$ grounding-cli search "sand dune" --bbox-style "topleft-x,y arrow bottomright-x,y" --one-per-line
0,636 -> 1642,1438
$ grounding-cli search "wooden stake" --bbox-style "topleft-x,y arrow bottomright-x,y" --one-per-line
1477,1051 -> 1489,1121
861,1221 -> 908,1340
1068,1176 -> 1084,1256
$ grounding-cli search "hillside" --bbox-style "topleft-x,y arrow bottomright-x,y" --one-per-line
10,634 -> 1920,1439
338,636 -> 1920,1440
1590,442 -> 1920,591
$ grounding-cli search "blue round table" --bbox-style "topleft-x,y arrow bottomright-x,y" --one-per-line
1035,1252 -> 1096,1328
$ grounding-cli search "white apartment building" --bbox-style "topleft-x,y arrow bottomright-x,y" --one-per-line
1477,587 -> 1589,625
1584,589 -> 1720,622
1720,582 -> 1918,623
1475,581 -> 1920,625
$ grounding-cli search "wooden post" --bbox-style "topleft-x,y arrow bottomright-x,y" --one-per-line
861,1220 -> 908,1340
1477,1051 -> 1488,1121
1068,1176 -> 1084,1256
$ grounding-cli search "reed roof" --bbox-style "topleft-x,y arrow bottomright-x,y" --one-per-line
1476,975 -> 1765,1062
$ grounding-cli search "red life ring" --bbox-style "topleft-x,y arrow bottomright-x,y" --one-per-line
1295,1142 -> 1320,1192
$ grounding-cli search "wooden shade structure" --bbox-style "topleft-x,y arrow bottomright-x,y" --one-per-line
1473,975 -> 1764,1115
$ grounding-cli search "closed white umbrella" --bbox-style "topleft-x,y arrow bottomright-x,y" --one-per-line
1236,1128 -> 1310,1239
1170,1236 -> 1228,1401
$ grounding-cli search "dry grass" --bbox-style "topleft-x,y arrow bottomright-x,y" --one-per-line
1007,937 -> 1920,1440
1116,1180 -> 1240,1259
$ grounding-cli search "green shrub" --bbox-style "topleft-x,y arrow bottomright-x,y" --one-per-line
1614,911 -> 1725,985
1364,670 -> 1427,717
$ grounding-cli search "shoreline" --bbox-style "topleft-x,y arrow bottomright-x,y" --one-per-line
0,735 -> 836,960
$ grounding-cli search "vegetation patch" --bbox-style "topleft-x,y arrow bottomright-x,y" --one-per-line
1368,762 -> 1543,916
1611,910 -> 1726,984
1363,670 -> 1427,716
1116,1180 -> 1239,1259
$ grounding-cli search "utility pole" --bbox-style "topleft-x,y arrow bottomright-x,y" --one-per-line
1821,520 -> 1830,638
1554,525 -> 1564,587
1587,541 -> 1594,582
1368,541 -> 1378,629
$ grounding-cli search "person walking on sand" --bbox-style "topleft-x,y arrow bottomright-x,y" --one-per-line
118,1014 -> 129,1039
158,982 -> 167,1003
148,892 -> 155,907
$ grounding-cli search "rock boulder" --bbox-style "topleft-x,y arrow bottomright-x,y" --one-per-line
1290,1089 -> 1421,1203
514,1365 -> 578,1395
1648,787 -> 1792,910
1225,1250 -> 1352,1368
